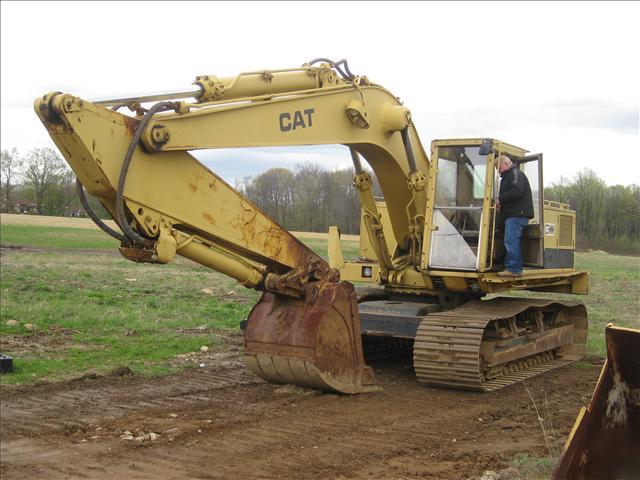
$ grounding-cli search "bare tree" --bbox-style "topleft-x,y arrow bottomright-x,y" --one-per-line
572,169 -> 607,247
289,164 -> 324,231
245,168 -> 294,226
59,168 -> 77,216
546,176 -> 639,254
0,148 -> 22,212
244,165 -> 365,234
23,147 -> 65,215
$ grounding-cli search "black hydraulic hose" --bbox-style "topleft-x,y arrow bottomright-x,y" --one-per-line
76,178 -> 128,243
116,101 -> 177,246
336,59 -> 355,80
307,58 -> 354,81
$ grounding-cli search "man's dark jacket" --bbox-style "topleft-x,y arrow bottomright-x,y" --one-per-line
499,165 -> 534,219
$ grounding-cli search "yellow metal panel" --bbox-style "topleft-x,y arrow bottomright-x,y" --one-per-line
571,272 -> 589,294
431,138 -> 528,157
559,214 -> 574,247
443,276 -> 471,292
544,208 -> 560,249
336,262 -> 380,284
358,201 -> 396,261
543,203 -> 576,250
477,152 -> 496,271
328,226 -> 345,268
419,142 -> 440,270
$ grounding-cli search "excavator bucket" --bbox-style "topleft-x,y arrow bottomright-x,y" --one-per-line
552,325 -> 640,480
244,281 -> 380,393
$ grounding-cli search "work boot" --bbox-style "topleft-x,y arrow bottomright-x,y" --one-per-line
497,270 -> 522,278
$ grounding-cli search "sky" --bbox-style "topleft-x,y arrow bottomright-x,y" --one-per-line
1,1 -> 638,187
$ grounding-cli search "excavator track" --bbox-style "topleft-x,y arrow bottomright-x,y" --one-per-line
413,298 -> 588,392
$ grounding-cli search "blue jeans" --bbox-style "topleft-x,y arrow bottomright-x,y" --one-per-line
504,217 -> 530,274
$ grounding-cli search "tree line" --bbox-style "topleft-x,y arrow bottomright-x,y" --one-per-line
544,169 -> 640,255
0,147 -> 106,217
238,164 -> 371,235
242,166 -> 640,255
2,148 -> 638,255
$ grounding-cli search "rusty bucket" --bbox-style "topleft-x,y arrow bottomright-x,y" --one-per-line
244,281 -> 380,394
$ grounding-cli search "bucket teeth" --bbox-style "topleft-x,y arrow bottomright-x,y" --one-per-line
244,282 -> 380,394
245,354 -> 378,393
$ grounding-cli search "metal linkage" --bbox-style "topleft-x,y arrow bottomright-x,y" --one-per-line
349,146 -> 364,174
400,128 -> 418,173
116,101 -> 178,246
92,88 -> 202,108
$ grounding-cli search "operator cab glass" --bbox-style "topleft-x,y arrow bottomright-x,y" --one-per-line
426,139 -> 545,272
429,146 -> 488,270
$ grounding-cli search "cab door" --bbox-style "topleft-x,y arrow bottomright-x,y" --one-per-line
515,154 -> 544,267
426,144 -> 490,271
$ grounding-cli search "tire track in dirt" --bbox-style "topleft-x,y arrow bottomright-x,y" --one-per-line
0,359 -> 603,480
1,366 -> 262,438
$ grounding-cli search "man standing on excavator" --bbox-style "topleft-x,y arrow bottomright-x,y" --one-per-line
495,155 -> 534,277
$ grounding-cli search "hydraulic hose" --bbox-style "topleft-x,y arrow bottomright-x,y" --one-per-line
116,101 -> 177,246
76,178 -> 128,243
307,58 -> 355,81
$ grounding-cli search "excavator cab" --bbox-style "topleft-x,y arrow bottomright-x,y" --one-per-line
348,138 -> 555,278
426,138 -> 545,272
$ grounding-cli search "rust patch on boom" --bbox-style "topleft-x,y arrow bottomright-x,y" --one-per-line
121,115 -> 140,137
202,212 -> 216,226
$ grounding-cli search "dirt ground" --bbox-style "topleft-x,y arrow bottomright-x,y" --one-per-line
0,349 -> 602,480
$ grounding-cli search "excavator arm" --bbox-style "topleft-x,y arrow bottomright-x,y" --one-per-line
34,61 -> 430,393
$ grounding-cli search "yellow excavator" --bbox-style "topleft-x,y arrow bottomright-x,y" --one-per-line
34,59 -> 588,394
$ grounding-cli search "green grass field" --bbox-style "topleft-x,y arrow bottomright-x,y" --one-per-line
0,224 -> 120,250
1,222 -> 638,385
